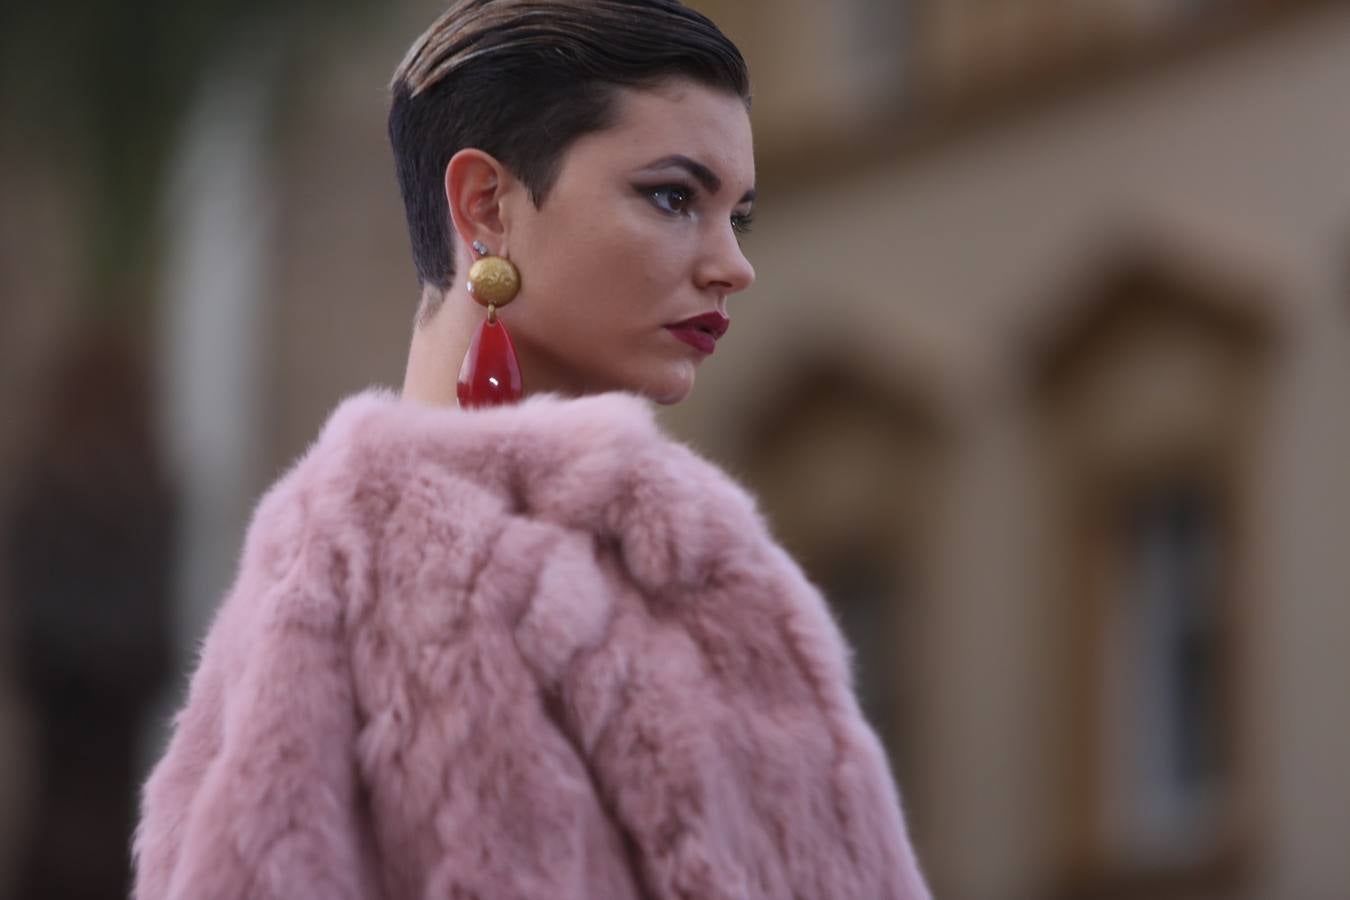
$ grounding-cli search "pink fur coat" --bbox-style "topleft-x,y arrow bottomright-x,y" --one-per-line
133,390 -> 930,900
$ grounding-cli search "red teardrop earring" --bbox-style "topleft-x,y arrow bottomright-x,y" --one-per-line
457,241 -> 523,408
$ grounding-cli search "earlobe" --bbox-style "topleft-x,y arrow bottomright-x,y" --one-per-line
444,148 -> 510,249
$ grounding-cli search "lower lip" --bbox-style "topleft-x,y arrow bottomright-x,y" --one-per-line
665,326 -> 718,354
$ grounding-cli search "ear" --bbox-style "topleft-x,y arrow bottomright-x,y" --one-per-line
444,149 -> 515,254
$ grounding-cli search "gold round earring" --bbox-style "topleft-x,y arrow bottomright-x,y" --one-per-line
466,254 -> 521,314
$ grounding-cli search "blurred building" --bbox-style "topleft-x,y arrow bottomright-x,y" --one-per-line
2,1 -> 1349,898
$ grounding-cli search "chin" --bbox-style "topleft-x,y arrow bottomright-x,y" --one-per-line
631,363 -> 696,405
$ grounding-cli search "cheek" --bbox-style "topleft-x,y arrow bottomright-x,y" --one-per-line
608,218 -> 693,299
550,221 -> 682,323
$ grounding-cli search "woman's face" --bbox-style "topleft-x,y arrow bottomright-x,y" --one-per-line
499,78 -> 756,404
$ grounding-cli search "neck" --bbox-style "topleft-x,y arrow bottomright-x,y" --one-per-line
402,285 -> 477,408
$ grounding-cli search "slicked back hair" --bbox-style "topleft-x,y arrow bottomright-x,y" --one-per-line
388,0 -> 750,298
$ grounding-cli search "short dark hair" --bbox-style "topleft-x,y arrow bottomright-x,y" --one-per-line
388,0 -> 750,295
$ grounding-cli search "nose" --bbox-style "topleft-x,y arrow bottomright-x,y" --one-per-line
696,225 -> 756,298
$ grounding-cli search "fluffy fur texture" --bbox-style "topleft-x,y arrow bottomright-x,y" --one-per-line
133,390 -> 930,900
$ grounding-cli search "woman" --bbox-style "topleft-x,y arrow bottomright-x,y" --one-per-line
133,2 -> 931,898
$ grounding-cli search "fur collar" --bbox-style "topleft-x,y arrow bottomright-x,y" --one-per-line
303,389 -> 768,594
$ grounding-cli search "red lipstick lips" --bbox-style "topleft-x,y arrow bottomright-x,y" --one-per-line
665,311 -> 730,355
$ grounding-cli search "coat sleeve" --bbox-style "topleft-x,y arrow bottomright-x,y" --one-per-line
132,508 -> 376,900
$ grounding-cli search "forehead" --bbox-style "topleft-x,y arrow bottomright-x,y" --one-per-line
569,79 -> 755,187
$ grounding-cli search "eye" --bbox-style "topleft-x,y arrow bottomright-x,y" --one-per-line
731,210 -> 755,236
645,185 -> 696,216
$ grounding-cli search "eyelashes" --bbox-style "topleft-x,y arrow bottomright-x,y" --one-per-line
640,184 -> 754,236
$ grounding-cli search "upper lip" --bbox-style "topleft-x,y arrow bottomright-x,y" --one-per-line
666,311 -> 731,339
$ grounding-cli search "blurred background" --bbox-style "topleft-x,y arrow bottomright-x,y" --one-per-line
2,0 -> 1348,897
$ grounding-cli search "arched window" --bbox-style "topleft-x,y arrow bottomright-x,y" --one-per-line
1030,243 -> 1275,898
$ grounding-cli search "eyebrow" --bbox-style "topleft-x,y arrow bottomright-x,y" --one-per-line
641,154 -> 757,204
